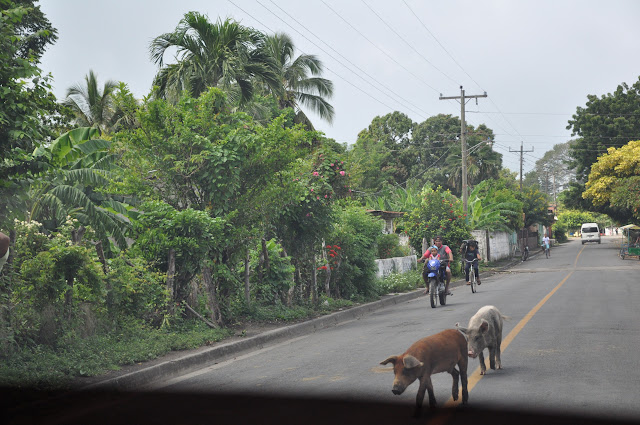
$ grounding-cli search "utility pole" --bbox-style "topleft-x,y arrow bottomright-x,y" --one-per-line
439,86 -> 487,213
510,141 -> 534,191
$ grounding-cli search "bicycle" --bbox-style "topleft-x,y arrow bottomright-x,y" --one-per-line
464,258 -> 479,293
521,245 -> 529,262
543,243 -> 550,259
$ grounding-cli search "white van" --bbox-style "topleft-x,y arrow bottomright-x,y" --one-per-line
581,223 -> 601,244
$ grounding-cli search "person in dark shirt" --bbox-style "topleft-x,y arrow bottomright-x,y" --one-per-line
464,242 -> 481,285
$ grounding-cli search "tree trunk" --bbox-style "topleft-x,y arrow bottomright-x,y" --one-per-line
244,249 -> 251,305
167,248 -> 176,313
485,229 -> 491,263
202,264 -> 222,326
282,246 -> 295,307
322,252 -> 331,297
311,255 -> 317,304
261,238 -> 270,271
332,257 -> 342,298
184,302 -> 218,328
94,241 -> 108,273
257,247 -> 264,289
71,226 -> 86,245
7,229 -> 16,266
65,276 -> 74,319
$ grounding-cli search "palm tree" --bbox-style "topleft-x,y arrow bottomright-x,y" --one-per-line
149,13 -> 281,104
63,70 -> 118,134
263,33 -> 334,128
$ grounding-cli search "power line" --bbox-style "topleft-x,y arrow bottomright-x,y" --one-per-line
318,0 -> 442,113
253,0 -> 438,119
469,111 -> 640,116
398,0 -> 528,148
401,0 -> 484,95
228,0 -> 400,112
360,0 -> 460,89
266,0 -> 432,119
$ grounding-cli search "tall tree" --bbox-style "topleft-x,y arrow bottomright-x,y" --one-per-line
409,114 -> 501,196
565,77 -> 640,214
149,13 -> 281,104
349,112 -> 415,193
582,140 -> 640,222
567,77 -> 640,182
262,33 -> 334,128
523,142 -> 575,198
0,0 -> 60,227
63,70 -> 118,133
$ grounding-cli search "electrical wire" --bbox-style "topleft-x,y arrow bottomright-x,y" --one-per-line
228,0 -> 400,113
266,0 -> 431,119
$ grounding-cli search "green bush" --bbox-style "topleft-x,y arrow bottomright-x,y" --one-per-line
321,203 -> 382,300
105,255 -> 169,323
553,222 -> 568,242
250,239 -> 295,305
402,186 -> 472,266
376,233 -> 405,259
375,270 -> 421,294
0,320 -> 232,389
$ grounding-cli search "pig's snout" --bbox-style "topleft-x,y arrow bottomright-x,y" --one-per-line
391,383 -> 406,395
468,350 -> 478,358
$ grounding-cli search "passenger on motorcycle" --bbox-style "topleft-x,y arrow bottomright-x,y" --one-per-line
418,236 -> 453,295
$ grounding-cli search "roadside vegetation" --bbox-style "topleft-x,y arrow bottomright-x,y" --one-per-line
1,2 -> 638,389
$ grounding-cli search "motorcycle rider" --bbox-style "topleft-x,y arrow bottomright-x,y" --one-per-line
417,236 -> 454,296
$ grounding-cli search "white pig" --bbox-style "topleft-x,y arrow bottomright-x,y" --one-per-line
456,305 -> 508,375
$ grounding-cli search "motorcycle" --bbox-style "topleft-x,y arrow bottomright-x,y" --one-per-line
424,257 -> 448,308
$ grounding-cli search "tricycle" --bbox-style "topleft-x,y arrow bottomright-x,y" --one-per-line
619,224 -> 640,260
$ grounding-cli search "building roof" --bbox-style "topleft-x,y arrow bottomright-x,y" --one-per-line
365,210 -> 405,219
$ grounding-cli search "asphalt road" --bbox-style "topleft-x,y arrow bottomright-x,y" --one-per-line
150,236 -> 640,422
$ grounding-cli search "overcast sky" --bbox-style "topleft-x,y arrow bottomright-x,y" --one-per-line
39,0 -> 640,176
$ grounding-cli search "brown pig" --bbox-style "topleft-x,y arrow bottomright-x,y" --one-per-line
380,329 -> 468,416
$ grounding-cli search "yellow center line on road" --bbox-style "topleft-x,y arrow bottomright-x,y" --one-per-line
443,245 -> 586,409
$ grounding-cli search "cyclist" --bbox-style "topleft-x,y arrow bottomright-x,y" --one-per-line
464,241 -> 482,285
542,234 -> 550,257
418,236 -> 453,296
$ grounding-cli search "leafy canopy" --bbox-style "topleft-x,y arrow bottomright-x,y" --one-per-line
583,140 -> 640,221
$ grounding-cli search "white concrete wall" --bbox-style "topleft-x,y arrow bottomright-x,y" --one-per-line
374,255 -> 417,279
471,230 -> 513,262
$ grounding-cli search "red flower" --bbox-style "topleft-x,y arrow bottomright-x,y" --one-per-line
330,253 -> 335,257
335,246 -> 341,250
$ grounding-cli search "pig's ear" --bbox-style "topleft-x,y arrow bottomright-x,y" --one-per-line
403,355 -> 424,369
456,323 -> 468,334
480,320 -> 489,333
380,355 -> 398,366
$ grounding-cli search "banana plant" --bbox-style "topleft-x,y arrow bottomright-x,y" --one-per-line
467,184 -> 520,232
29,127 -> 130,248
